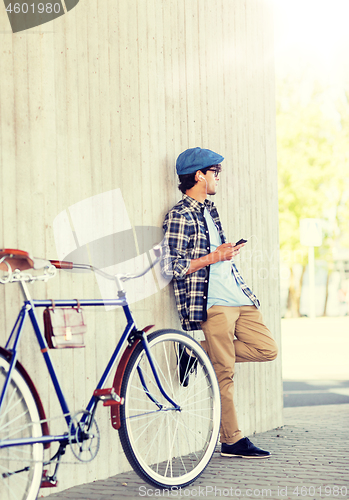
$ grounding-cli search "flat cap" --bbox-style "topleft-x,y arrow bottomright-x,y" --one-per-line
176,147 -> 224,175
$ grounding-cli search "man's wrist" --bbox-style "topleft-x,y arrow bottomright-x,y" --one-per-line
210,251 -> 218,265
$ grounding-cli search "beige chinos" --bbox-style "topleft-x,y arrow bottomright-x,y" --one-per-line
200,305 -> 278,444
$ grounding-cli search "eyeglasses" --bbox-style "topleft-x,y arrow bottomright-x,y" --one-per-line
207,169 -> 220,178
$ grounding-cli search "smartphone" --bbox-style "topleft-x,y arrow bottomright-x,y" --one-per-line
235,238 -> 247,246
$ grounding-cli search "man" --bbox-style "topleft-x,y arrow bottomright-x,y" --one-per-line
162,147 -> 278,458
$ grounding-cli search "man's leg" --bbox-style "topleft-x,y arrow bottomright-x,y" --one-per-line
200,305 -> 242,444
234,306 -> 278,363
201,304 -> 277,457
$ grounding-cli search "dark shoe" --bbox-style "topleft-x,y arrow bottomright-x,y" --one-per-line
177,344 -> 198,387
221,437 -> 270,458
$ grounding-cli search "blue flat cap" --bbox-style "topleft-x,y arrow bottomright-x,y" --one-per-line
176,147 -> 224,175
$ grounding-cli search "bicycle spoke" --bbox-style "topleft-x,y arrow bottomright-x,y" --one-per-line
175,376 -> 208,406
183,408 -> 214,421
0,384 -> 18,425
162,344 -> 175,397
132,411 -> 164,445
164,412 -> 180,477
172,430 -> 188,476
148,353 -> 175,397
175,411 -> 209,448
180,396 -> 213,409
142,416 -> 166,465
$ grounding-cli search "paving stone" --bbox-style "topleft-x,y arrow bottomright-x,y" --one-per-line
45,404 -> 349,500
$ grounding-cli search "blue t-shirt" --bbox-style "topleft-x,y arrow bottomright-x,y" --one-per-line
204,208 -> 253,309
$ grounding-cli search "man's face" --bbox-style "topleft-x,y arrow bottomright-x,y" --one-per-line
203,165 -> 221,195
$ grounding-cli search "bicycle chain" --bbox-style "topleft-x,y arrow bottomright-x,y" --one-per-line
1,411 -> 101,466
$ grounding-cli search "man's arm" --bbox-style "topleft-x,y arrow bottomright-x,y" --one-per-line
163,210 -> 245,278
186,242 -> 245,275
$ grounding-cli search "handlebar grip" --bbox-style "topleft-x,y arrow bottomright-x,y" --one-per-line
50,260 -> 74,270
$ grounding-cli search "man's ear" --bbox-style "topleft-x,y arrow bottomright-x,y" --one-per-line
195,171 -> 203,182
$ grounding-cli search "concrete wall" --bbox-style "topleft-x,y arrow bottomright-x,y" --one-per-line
0,0 -> 282,493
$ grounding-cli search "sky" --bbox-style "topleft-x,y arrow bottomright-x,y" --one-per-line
273,0 -> 349,91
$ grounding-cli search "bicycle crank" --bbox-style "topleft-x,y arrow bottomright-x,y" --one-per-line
68,411 -> 100,462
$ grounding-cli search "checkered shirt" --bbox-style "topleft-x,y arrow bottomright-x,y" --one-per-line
162,194 -> 260,331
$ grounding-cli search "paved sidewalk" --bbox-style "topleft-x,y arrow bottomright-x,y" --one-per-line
45,404 -> 349,500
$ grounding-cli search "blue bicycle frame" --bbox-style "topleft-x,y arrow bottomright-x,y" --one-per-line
0,281 -> 180,451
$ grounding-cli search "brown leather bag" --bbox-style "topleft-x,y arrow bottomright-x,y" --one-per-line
43,300 -> 87,349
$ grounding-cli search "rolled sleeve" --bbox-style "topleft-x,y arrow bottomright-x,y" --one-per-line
162,212 -> 191,280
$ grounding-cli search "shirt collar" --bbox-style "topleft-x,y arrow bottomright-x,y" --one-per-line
182,194 -> 214,212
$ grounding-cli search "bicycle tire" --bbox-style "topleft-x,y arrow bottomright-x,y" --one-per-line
119,329 -> 220,489
0,353 -> 44,500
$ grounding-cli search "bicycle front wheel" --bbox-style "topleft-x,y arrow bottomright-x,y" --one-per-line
119,330 -> 220,489
0,354 -> 44,500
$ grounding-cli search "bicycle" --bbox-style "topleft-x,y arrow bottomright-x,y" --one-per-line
0,248 -> 220,500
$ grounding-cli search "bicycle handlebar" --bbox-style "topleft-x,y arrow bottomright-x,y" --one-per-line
50,244 -> 162,282
1,245 -> 162,285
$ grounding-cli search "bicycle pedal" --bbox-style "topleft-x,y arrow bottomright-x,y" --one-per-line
41,470 -> 58,488
101,398 -> 124,406
93,388 -> 123,405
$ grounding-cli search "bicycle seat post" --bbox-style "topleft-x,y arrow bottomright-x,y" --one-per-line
19,280 -> 33,303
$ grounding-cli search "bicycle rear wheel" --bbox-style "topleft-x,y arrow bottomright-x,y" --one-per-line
0,354 -> 44,500
119,330 -> 220,489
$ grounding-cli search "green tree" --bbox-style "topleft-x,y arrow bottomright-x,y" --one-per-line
277,80 -> 349,316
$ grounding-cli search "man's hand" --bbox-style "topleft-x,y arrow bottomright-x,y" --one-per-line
213,242 -> 245,263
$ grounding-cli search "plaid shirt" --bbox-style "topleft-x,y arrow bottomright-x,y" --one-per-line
162,194 -> 260,331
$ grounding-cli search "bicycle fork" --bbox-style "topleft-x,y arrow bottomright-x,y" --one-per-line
110,329 -> 181,431
139,334 -> 181,411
